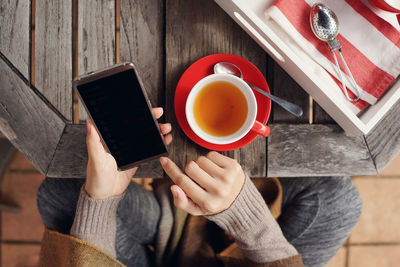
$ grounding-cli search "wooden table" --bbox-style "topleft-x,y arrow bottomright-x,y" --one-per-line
1,0 -> 399,179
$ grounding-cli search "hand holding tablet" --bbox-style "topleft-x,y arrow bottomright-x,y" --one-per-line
84,108 -> 172,200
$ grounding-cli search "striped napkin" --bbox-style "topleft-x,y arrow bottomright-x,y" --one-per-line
265,0 -> 400,113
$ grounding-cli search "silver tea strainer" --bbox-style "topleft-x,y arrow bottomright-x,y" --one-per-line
310,3 -> 361,102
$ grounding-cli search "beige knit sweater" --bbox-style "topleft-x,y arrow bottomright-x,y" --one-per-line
70,175 -> 298,263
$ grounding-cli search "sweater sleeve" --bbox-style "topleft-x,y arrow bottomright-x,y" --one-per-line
205,175 -> 299,263
70,186 -> 124,258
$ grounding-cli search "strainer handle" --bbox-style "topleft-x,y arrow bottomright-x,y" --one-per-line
331,49 -> 361,102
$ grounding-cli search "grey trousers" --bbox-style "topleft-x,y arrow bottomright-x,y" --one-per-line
37,176 -> 361,267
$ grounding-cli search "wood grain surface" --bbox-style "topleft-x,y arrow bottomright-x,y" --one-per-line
268,61 -> 309,123
0,55 -> 65,174
313,101 -> 335,124
268,124 -> 377,177
119,0 -> 164,177
365,100 -> 400,172
46,124 -> 86,178
1,0 -> 399,179
35,0 -> 73,121
0,0 -> 29,79
0,137 -> 20,212
78,0 -> 115,121
120,0 -> 164,107
47,124 -> 164,178
165,0 -> 267,176
0,138 -> 15,178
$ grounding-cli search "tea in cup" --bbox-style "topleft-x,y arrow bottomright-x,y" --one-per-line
185,73 -> 270,145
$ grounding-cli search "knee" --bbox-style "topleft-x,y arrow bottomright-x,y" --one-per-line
36,178 -> 65,211
319,176 -> 362,227
36,178 -> 57,228
37,178 -> 53,212
36,178 -> 84,233
36,178 -> 63,222
334,176 -> 362,213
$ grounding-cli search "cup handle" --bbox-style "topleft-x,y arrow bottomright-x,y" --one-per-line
251,120 -> 270,137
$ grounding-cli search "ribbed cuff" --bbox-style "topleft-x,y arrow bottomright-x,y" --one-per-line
206,175 -> 272,235
70,186 -> 124,258
206,175 -> 298,263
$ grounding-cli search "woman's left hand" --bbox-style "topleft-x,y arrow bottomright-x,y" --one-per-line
85,107 -> 172,200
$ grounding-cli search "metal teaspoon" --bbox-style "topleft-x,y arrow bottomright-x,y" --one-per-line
214,62 -> 304,117
310,3 -> 361,102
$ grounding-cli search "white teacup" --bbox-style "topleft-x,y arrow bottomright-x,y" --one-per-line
185,73 -> 269,145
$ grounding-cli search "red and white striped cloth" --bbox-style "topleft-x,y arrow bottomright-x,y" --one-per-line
265,0 -> 400,113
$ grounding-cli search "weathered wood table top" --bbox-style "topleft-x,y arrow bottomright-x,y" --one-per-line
1,0 -> 399,178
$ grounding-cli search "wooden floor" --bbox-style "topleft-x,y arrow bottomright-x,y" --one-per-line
1,151 -> 400,267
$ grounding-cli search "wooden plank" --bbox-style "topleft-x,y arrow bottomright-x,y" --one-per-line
0,55 -> 65,174
0,138 -> 15,178
46,124 -> 86,178
166,0 -> 267,176
0,0 -> 29,79
120,0 -> 163,106
365,100 -> 400,172
78,0 -> 115,121
35,0 -> 73,121
313,101 -> 335,124
0,138 -> 20,213
268,61 -> 309,123
267,124 -> 377,177
47,124 -> 164,178
119,0 -> 164,177
234,136 -> 267,176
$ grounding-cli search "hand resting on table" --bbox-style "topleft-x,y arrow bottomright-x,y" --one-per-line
160,152 -> 245,215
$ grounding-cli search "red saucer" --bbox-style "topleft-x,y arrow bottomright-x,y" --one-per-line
174,54 -> 271,151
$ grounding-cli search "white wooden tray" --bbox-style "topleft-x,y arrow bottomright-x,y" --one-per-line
215,0 -> 400,135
